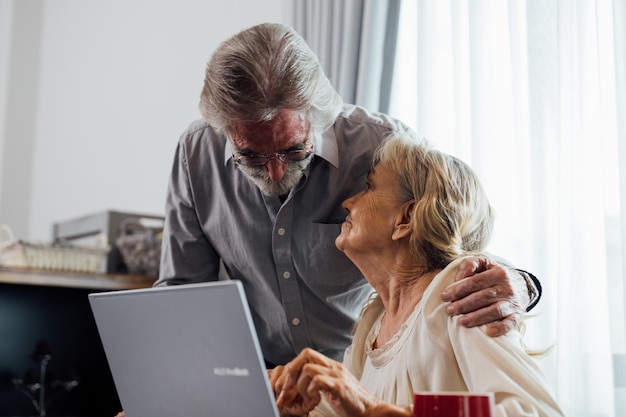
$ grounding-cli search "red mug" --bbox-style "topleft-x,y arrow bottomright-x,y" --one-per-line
413,392 -> 495,417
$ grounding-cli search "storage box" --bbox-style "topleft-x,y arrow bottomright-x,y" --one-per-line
52,210 -> 164,273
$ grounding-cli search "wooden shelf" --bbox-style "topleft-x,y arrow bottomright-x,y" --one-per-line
0,266 -> 156,290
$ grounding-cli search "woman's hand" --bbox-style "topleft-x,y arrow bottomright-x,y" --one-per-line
441,255 -> 531,336
269,364 -> 317,417
275,348 -> 381,417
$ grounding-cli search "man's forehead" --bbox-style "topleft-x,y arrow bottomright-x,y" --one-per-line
230,110 -> 311,150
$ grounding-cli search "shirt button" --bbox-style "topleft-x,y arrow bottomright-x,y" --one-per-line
283,271 -> 291,279
292,317 -> 300,326
277,228 -> 286,236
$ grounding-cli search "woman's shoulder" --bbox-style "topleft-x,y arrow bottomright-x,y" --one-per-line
423,258 -> 466,300
419,257 -> 472,332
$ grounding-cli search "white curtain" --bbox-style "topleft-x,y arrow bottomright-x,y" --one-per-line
389,1 -> 626,416
288,0 -> 400,112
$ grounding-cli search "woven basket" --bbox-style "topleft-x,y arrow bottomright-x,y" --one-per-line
115,218 -> 162,277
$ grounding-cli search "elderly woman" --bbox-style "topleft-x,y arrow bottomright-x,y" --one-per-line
270,133 -> 563,417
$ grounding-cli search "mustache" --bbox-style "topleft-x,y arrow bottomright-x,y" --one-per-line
236,157 -> 312,196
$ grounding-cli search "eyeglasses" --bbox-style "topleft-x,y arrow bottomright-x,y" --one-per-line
232,143 -> 313,167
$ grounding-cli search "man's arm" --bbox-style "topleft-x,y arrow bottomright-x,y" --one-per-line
154,141 -> 221,286
441,255 -> 542,337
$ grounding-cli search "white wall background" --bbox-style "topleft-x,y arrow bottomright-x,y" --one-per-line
0,0 -> 287,241
0,0 -> 12,217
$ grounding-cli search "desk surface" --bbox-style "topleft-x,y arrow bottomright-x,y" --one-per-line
0,266 -> 156,290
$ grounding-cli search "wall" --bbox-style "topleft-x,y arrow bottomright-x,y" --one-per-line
0,0 -> 287,241
0,1 -> 12,214
0,0 -> 42,240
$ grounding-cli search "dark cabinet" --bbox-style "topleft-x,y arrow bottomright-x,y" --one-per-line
0,268 -> 154,417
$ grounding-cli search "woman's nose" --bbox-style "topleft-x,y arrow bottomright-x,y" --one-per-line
342,193 -> 358,210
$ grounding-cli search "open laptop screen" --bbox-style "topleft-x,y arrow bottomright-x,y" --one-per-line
89,280 -> 280,417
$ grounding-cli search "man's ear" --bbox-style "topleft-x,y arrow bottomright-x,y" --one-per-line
392,199 -> 415,240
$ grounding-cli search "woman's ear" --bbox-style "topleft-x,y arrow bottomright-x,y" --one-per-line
392,199 -> 415,240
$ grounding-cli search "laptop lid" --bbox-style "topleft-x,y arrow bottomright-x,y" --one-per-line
88,280 -> 280,417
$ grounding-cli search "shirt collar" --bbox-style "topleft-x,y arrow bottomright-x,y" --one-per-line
223,125 -> 339,168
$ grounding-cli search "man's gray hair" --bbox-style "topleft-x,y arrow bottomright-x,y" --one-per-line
199,23 -> 343,136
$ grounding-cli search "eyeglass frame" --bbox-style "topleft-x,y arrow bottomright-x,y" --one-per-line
231,140 -> 314,167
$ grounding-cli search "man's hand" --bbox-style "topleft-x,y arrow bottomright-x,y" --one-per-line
441,255 -> 530,337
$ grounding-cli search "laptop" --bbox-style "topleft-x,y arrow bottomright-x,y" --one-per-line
88,280 -> 281,417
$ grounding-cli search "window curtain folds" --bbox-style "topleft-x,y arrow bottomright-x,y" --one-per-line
288,0 -> 400,112
614,0 -> 626,345
388,1 -> 626,416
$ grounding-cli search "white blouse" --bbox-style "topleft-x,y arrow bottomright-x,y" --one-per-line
311,257 -> 563,417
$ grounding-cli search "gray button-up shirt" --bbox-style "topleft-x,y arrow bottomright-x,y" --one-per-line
156,104 -> 409,365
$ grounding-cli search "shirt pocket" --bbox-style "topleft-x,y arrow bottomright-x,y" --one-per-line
301,222 -> 365,290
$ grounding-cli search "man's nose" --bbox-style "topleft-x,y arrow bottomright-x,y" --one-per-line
264,159 -> 288,182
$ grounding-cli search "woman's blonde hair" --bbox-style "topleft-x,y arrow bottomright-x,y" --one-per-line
373,132 -> 494,271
